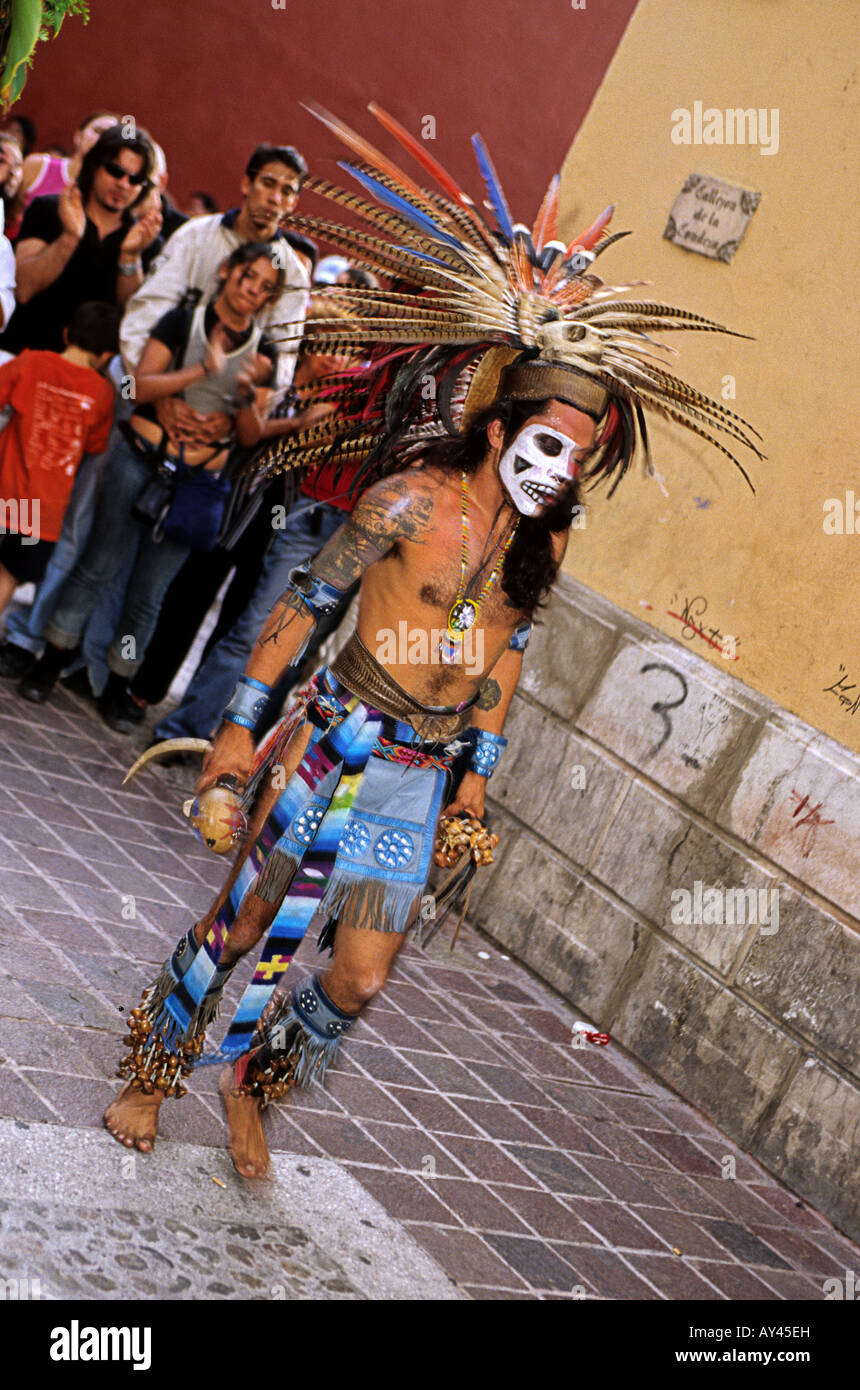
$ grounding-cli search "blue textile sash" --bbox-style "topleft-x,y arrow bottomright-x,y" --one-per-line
145,670 -> 453,1066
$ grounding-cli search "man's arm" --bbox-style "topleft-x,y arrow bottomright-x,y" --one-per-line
444,646 -> 523,820
260,246 -> 309,391
118,214 -> 208,371
0,236 -> 16,329
115,204 -> 163,307
14,186 -> 85,303
196,472 -> 434,791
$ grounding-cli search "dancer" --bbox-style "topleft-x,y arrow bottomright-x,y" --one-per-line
103,106 -> 761,1176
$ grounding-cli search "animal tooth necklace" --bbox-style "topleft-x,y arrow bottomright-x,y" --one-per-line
439,472 -> 518,665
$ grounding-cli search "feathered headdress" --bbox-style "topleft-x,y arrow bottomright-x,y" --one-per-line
261,102 -> 763,495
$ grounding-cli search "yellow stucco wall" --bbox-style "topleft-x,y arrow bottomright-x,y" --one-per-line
559,0 -> 859,751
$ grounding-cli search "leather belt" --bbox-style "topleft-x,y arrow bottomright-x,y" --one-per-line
330,632 -> 481,741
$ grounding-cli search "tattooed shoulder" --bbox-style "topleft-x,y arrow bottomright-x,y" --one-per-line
312,470 -> 438,587
361,470 -> 438,540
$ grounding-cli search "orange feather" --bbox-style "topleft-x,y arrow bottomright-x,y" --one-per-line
302,101 -> 424,197
531,174 -> 559,251
567,204 -> 615,255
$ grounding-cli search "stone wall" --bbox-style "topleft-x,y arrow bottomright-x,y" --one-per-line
467,574 -> 860,1240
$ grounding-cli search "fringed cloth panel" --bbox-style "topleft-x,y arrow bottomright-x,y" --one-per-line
141,666 -> 457,1067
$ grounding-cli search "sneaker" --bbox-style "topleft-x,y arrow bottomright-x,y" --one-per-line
0,641 -> 35,680
97,672 -> 147,734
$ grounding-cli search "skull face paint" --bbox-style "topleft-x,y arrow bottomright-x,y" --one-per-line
498,423 -> 582,517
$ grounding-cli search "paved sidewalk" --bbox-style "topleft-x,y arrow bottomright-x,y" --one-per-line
0,676 -> 857,1300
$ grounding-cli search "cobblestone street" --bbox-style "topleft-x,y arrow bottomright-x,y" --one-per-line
0,675 -> 857,1300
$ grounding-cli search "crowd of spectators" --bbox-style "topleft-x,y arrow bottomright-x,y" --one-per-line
0,109 -> 371,745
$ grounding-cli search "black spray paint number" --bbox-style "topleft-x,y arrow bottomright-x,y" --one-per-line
639,662 -> 688,755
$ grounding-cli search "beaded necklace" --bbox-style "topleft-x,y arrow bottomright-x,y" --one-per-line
439,472 -> 518,665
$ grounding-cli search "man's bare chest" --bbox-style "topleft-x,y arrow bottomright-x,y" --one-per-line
411,522 -> 523,630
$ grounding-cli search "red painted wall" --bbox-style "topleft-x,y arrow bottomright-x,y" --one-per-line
14,0 -> 637,220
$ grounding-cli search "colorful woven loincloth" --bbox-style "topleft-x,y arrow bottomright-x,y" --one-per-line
134,667 -> 460,1069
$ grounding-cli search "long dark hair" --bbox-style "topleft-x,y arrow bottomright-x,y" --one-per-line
424,399 -> 584,615
215,240 -> 286,299
77,126 -> 154,208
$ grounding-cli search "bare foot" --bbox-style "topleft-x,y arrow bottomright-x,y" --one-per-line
218,1065 -> 270,1179
104,1082 -> 163,1153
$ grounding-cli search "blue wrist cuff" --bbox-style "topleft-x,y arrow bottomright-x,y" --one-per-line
223,675 -> 273,730
469,730 -> 508,778
239,674 -> 272,695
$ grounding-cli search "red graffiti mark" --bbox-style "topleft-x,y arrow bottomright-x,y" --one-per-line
666,610 -> 738,659
789,790 -> 835,857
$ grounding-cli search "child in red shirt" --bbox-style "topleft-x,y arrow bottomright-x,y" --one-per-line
0,300 -> 118,617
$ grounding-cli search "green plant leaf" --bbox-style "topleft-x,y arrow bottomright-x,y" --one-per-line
1,0 -> 44,103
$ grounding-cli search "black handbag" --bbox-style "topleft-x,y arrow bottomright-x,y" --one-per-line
129,427 -> 179,528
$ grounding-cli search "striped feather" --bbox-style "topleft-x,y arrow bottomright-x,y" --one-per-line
339,162 -> 470,254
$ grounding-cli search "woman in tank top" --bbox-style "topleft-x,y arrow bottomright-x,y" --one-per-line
130,241 -> 283,469
18,244 -> 284,726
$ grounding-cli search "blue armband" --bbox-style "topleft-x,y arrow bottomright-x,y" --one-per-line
270,562 -> 351,664
288,563 -> 346,618
222,674 -> 273,730
469,730 -> 508,778
509,622 -> 532,653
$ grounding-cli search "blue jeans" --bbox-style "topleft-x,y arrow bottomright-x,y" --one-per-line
43,434 -> 190,679
5,376 -> 137,693
4,432 -> 134,688
155,499 -> 347,741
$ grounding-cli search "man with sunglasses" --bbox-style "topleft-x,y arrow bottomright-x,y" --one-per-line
0,127 -> 159,355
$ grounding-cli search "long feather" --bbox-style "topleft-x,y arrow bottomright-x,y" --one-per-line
568,204 -> 615,255
303,175 -> 431,246
339,162 -> 468,253
471,133 -> 514,241
422,188 -> 502,257
532,174 -> 560,252
303,100 -> 425,197
368,102 -> 473,209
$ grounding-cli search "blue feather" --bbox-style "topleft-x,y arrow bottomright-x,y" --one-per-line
338,162 -> 466,253
470,134 -> 514,241
394,244 -> 457,269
